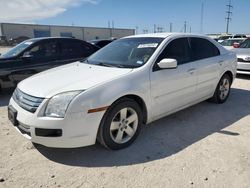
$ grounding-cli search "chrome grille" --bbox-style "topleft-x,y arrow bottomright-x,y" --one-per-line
12,88 -> 44,113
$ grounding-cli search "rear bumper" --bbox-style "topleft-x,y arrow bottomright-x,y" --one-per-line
237,62 -> 250,75
8,98 -> 105,148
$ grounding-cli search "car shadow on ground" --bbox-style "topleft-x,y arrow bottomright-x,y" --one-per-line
36,88 -> 250,167
236,74 -> 250,80
0,89 -> 14,107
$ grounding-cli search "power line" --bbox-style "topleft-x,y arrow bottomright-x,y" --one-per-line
225,0 -> 233,34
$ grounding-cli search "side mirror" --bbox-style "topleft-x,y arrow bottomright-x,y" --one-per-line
233,42 -> 240,48
22,52 -> 33,58
157,58 -> 177,69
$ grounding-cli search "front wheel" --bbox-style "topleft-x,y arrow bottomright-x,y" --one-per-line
97,98 -> 143,150
210,74 -> 232,104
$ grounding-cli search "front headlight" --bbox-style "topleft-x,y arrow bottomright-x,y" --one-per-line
44,91 -> 82,118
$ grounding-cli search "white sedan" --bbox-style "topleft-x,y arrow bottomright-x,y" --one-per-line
8,33 -> 237,150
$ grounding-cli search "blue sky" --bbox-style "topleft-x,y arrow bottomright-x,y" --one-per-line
1,0 -> 250,34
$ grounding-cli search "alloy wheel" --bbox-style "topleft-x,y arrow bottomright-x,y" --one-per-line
109,107 -> 138,144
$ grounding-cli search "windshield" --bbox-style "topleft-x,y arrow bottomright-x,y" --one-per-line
239,39 -> 250,48
2,41 -> 33,58
84,37 -> 164,68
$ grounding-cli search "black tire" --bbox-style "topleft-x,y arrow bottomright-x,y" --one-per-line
210,74 -> 232,104
97,98 -> 143,150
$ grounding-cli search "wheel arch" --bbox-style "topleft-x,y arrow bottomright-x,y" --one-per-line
223,70 -> 234,84
110,94 -> 148,124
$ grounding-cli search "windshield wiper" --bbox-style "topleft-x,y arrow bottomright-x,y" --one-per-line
96,62 -> 124,68
81,60 -> 125,68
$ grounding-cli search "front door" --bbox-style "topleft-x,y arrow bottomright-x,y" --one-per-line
150,37 -> 197,119
10,40 -> 60,83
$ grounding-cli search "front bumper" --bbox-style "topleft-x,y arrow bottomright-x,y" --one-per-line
237,62 -> 250,75
8,98 -> 105,148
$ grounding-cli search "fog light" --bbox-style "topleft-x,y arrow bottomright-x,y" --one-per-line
35,128 -> 62,137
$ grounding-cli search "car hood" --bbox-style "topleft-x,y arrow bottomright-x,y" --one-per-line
231,48 -> 250,56
18,62 -> 133,98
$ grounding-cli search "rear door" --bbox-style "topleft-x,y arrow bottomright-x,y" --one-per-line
11,39 -> 60,83
189,37 -> 221,99
150,37 -> 197,119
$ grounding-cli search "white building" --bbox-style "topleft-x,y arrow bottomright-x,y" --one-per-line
0,23 -> 135,41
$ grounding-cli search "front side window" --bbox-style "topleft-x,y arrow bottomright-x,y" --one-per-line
27,41 -> 59,58
156,38 -> 191,65
85,37 -> 164,68
189,37 -> 220,61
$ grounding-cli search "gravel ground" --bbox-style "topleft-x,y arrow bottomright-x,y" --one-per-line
0,75 -> 250,188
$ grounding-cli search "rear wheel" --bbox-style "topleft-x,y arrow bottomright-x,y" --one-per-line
210,74 -> 232,104
98,98 -> 142,150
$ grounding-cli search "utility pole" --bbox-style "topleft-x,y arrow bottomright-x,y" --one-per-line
170,23 -> 173,32
135,26 -> 139,35
184,21 -> 187,33
225,0 -> 233,34
112,20 -> 114,29
190,26 -> 192,33
108,21 -> 110,28
154,24 -> 156,33
200,2 -> 204,33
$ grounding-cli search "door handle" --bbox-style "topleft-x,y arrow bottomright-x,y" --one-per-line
187,68 -> 196,74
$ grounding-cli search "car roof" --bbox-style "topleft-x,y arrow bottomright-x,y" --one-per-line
25,37 -> 80,43
124,32 -> 209,39
90,39 -> 113,42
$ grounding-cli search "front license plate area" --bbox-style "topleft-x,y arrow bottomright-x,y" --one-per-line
8,105 -> 18,126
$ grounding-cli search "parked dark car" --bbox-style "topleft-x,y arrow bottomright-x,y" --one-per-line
89,39 -> 116,48
0,37 -> 99,90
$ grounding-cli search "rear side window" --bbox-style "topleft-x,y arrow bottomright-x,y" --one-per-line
189,37 -> 220,61
60,39 -> 93,59
157,38 -> 191,65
